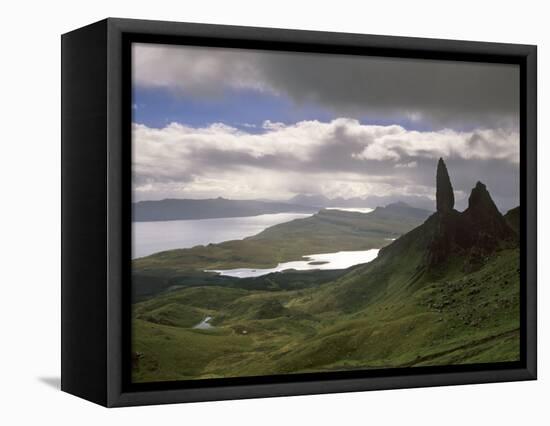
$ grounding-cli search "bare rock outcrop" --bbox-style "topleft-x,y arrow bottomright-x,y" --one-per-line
428,160 -> 516,268
436,158 -> 455,213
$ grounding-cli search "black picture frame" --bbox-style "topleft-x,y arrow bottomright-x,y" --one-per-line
61,17 -> 537,407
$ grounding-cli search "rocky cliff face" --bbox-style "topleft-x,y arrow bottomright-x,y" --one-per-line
372,158 -> 517,273
461,181 -> 516,252
427,159 -> 516,268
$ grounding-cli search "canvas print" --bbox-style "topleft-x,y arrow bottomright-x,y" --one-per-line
131,43 -> 520,383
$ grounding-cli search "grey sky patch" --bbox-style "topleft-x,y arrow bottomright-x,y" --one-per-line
133,43 -> 520,129
260,52 -> 519,129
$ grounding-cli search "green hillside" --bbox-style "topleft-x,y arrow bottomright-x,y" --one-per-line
132,245 -> 519,382
131,160 -> 520,383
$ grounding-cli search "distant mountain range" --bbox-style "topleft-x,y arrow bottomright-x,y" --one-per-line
134,194 -> 433,222
289,193 -> 435,211
369,201 -> 432,222
133,197 -> 317,222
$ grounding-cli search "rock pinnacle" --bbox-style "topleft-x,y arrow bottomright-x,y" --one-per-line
436,158 -> 455,213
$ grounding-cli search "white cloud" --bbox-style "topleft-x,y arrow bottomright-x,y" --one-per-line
353,142 -> 401,161
354,127 -> 519,164
132,118 -> 519,206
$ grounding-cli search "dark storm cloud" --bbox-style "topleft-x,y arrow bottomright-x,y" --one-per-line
259,53 -> 519,129
134,44 -> 520,129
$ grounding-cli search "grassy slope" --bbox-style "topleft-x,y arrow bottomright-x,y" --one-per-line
132,244 -> 520,382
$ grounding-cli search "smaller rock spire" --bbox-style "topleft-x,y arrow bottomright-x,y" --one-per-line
467,181 -> 500,217
436,158 -> 455,213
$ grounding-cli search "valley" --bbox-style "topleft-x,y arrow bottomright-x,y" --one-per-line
132,202 -> 431,300
131,160 -> 520,383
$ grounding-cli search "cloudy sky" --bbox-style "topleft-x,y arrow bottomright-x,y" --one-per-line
132,43 -> 520,212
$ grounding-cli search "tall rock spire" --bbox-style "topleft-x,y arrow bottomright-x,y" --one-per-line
436,158 -> 455,213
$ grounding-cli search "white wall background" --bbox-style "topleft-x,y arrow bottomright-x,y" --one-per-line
0,0 -> 546,423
